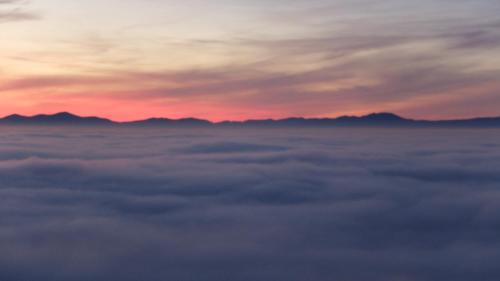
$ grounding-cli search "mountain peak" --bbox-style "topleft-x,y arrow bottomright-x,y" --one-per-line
39,112 -> 81,121
53,112 -> 78,117
363,112 -> 405,121
4,114 -> 26,120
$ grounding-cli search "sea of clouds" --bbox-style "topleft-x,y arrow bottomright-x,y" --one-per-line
0,126 -> 500,281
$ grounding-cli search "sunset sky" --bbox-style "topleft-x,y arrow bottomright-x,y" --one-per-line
1,0 -> 500,121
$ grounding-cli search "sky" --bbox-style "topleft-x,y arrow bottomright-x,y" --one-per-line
1,0 -> 500,121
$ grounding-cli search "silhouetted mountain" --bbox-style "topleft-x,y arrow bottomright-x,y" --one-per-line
333,112 -> 410,126
2,112 -> 500,127
434,117 -> 500,127
0,112 -> 113,126
220,113 -> 500,127
220,113 -> 411,127
125,118 -> 212,127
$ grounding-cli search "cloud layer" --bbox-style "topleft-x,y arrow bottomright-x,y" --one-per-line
1,127 -> 500,280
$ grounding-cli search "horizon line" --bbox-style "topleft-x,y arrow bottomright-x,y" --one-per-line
3,111 -> 500,124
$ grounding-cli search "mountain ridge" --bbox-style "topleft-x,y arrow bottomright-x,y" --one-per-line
2,112 -> 500,127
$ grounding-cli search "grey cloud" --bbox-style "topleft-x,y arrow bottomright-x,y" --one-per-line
0,0 -> 22,4
0,0 -> 39,23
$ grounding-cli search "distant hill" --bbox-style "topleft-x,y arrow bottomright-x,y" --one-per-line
0,112 -> 113,126
2,112 -> 500,127
126,117 -> 212,127
219,113 -> 500,127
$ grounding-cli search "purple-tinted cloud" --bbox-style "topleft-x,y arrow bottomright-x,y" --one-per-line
0,127 -> 500,280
